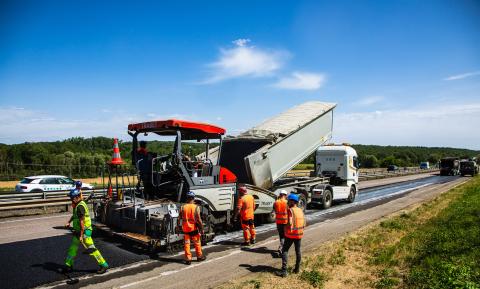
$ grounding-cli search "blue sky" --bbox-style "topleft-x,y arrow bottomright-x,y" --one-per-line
1,0 -> 479,148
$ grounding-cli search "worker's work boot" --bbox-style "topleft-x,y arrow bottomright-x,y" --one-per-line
241,241 -> 250,246
276,270 -> 287,278
197,255 -> 206,262
97,265 -> 108,274
250,238 -> 256,245
294,265 -> 300,274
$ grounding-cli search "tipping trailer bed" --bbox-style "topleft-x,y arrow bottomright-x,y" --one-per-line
220,101 -> 336,190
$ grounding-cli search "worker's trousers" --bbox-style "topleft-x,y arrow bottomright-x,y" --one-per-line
276,224 -> 286,252
184,232 -> 203,261
241,219 -> 256,242
281,237 -> 302,272
65,231 -> 108,268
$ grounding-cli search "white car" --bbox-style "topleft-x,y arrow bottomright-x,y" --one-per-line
15,175 -> 94,193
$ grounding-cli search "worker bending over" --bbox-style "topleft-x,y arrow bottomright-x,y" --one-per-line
278,194 -> 305,277
177,191 -> 206,265
273,190 -> 288,255
234,186 -> 256,246
62,189 -> 108,274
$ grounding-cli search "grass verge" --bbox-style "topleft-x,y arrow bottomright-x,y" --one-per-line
219,176 -> 480,289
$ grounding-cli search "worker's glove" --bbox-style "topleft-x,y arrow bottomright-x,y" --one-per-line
175,225 -> 181,234
64,222 -> 70,229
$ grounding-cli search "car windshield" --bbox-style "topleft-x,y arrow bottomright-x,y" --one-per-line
20,178 -> 34,184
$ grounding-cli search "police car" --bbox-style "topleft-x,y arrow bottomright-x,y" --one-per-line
15,175 -> 94,193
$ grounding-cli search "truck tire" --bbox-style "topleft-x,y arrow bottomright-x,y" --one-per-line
298,194 -> 307,212
347,186 -> 356,203
262,210 -> 276,224
321,189 -> 332,209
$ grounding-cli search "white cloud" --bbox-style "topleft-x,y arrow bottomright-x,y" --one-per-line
332,103 -> 480,149
444,71 -> 480,81
273,71 -> 326,90
354,96 -> 384,106
202,39 -> 287,83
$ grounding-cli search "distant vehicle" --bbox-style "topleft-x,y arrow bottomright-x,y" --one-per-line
439,157 -> 460,176
387,165 -> 399,172
459,160 -> 478,176
420,162 -> 430,169
15,175 -> 94,193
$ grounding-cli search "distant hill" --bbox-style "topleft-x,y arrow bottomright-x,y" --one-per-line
0,137 -> 479,180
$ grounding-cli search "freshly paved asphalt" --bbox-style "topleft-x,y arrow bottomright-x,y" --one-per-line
0,174 -> 458,289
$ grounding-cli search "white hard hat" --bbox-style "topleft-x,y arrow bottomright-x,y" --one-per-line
279,190 -> 288,195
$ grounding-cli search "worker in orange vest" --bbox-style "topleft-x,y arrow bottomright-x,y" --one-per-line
277,193 -> 305,277
234,186 -> 256,246
177,191 -> 206,265
273,190 -> 288,255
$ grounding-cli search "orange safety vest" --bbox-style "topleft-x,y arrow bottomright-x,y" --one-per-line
238,194 -> 255,221
181,203 -> 199,233
274,199 -> 288,224
285,207 -> 305,239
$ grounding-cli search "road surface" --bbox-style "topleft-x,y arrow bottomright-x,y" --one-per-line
0,173 -> 465,289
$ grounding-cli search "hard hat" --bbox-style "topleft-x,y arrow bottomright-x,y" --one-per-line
288,194 -> 300,202
69,189 -> 81,200
186,191 -> 196,198
279,189 -> 288,195
75,180 -> 82,188
238,186 -> 247,194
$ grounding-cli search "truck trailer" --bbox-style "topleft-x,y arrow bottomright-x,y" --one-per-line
459,160 -> 478,176
440,157 -> 460,176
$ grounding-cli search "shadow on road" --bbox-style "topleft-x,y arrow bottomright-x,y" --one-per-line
239,263 -> 278,273
31,262 -> 96,274
241,246 -> 279,258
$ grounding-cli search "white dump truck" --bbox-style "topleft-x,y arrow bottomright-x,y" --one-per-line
217,101 -> 359,215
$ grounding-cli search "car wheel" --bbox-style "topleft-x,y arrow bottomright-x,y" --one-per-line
322,189 -> 333,209
347,187 -> 356,203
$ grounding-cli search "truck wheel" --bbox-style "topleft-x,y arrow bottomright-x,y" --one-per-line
262,210 -> 276,223
347,187 -> 356,203
298,194 -> 307,212
322,189 -> 332,209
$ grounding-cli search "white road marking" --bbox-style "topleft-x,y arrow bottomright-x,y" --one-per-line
0,213 -> 69,224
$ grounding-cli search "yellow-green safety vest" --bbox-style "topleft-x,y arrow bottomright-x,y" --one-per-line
72,200 -> 92,231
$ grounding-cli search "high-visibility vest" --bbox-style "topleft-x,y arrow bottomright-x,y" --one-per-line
181,203 -> 199,233
274,199 -> 288,224
72,200 -> 92,232
238,194 -> 255,221
285,207 -> 305,239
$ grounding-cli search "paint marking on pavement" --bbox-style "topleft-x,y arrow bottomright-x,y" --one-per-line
0,213 -> 69,224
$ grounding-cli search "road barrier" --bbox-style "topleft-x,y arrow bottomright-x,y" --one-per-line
0,188 -> 111,211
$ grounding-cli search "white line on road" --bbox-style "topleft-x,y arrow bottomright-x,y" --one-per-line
0,213 -> 69,224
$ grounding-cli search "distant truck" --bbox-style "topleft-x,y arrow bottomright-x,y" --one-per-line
459,160 -> 478,176
439,157 -> 460,176
419,162 -> 430,169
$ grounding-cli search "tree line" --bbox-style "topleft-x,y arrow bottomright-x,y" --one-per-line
0,137 -> 479,180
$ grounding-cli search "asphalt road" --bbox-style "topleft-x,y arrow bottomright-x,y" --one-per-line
0,173 -> 460,289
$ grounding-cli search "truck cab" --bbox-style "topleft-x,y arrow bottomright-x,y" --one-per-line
311,145 -> 359,207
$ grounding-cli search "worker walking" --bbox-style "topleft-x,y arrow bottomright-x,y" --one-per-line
277,194 -> 305,277
177,191 -> 206,265
234,186 -> 256,246
273,190 -> 288,255
62,189 -> 109,274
